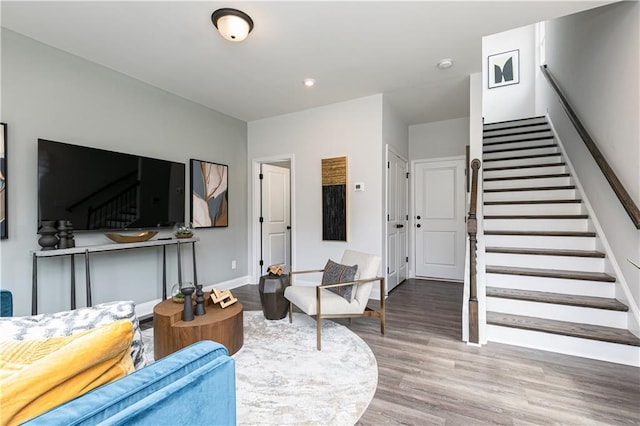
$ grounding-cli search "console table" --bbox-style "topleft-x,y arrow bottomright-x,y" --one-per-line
31,237 -> 199,315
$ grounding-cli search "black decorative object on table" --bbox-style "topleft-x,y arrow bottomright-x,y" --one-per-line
181,285 -> 195,322
66,221 -> 75,248
258,273 -> 290,320
57,220 -> 69,249
195,284 -> 206,316
37,220 -> 59,250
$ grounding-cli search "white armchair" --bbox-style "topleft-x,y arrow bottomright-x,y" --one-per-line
283,250 -> 385,350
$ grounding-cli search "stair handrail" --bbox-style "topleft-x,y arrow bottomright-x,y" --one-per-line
467,158 -> 481,344
540,64 -> 640,229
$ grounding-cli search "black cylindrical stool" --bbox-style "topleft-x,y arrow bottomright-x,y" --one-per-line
258,273 -> 290,320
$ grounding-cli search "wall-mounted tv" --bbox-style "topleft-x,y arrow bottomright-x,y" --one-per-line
38,139 -> 185,232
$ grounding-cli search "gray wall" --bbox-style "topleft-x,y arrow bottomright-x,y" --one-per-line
538,1 -> 639,328
408,117 -> 469,161
1,29 -> 249,316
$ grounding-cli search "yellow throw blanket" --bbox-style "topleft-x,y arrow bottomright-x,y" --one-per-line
0,319 -> 134,426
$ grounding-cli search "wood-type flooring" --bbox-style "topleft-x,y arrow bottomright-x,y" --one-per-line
149,279 -> 639,424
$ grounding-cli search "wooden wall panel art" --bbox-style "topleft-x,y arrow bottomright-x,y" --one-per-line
322,156 -> 347,241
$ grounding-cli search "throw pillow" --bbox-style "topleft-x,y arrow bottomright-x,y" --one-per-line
321,259 -> 358,302
0,301 -> 146,370
0,319 -> 134,426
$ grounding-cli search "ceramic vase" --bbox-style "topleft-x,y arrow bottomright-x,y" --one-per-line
38,220 -> 59,250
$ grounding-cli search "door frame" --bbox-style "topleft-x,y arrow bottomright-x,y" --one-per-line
410,155 -> 466,281
250,154 -> 296,283
385,145 -> 409,294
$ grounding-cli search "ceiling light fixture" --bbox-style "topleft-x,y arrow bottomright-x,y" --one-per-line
211,8 -> 254,42
437,58 -> 454,69
303,78 -> 316,88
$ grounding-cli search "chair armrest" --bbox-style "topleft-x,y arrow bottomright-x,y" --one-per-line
290,269 -> 325,276
318,276 -> 384,290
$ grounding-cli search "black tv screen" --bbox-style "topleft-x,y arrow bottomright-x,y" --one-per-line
38,139 -> 185,231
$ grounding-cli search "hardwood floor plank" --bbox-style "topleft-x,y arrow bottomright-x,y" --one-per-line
221,280 -> 640,424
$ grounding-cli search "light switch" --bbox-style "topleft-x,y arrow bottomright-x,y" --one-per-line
354,182 -> 365,192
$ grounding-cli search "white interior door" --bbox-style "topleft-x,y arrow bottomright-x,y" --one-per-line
387,150 -> 408,292
261,164 -> 291,273
415,158 -> 465,281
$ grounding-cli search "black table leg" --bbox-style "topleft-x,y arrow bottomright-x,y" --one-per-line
32,254 -> 38,315
70,255 -> 76,310
84,249 -> 92,307
162,245 -> 167,299
177,241 -> 183,286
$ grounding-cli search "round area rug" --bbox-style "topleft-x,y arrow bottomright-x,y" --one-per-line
141,311 -> 378,425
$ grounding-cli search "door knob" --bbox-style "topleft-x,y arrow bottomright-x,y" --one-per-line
396,224 -> 404,229
416,215 -> 421,220
416,224 -> 421,228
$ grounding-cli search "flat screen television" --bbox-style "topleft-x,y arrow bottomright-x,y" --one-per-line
38,139 -> 185,232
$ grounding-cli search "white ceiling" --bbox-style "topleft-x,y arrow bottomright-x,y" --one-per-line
1,1 -> 609,125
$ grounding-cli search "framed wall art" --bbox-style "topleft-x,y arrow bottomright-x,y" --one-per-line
0,123 -> 6,239
190,159 -> 228,228
488,49 -> 520,89
321,156 -> 347,241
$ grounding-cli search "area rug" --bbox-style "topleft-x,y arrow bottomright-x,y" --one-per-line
141,311 -> 378,425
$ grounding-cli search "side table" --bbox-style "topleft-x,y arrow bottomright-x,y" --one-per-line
153,294 -> 243,360
258,273 -> 290,320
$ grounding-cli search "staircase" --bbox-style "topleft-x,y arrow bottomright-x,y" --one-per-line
481,116 -> 640,366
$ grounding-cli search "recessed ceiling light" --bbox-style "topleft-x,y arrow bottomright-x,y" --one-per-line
303,78 -> 316,87
437,58 -> 454,69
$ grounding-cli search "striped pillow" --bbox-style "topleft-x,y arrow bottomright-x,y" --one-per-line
321,259 -> 358,302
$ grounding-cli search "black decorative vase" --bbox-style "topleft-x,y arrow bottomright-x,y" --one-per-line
194,284 -> 206,316
57,220 -> 69,249
181,286 -> 195,322
66,220 -> 76,248
258,273 -> 290,320
37,220 -> 59,250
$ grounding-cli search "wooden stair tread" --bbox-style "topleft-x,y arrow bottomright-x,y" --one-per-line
486,287 -> 627,311
484,144 -> 557,155
484,173 -> 570,182
484,230 -> 596,237
484,214 -> 588,219
486,247 -> 605,258
487,312 -> 640,347
484,162 -> 566,172
483,152 -> 561,162
484,199 -> 581,205
483,136 -> 554,147
484,185 -> 575,193
486,266 -> 616,282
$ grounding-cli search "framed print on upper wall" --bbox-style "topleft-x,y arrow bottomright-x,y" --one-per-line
190,159 -> 228,228
488,49 -> 520,89
1,123 -> 6,239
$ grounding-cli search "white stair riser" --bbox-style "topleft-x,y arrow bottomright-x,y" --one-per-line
484,117 -> 548,131
484,140 -> 555,152
484,234 -> 596,251
487,298 -> 627,328
483,165 -> 567,179
486,273 -> 614,298
484,203 -> 583,215
484,123 -> 551,137
487,253 -> 604,272
484,218 -> 589,232
484,156 -> 563,169
482,131 -> 554,144
486,325 -> 640,367
484,146 -> 558,160
484,189 -> 576,202
483,176 -> 571,190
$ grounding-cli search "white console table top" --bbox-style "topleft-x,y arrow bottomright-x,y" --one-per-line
32,237 -> 200,257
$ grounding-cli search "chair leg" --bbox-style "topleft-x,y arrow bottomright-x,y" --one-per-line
317,315 -> 321,351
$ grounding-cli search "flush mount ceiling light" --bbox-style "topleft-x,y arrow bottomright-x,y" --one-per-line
437,58 -> 454,69
211,8 -> 254,42
303,78 -> 316,87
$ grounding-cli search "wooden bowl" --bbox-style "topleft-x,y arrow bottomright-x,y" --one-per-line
105,231 -> 158,243
175,233 -> 193,239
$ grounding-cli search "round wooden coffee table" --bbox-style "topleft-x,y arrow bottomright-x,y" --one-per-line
153,294 -> 243,360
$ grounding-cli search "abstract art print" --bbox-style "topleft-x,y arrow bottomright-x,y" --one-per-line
488,49 -> 520,89
190,159 -> 228,228
321,156 -> 347,241
0,123 -> 6,239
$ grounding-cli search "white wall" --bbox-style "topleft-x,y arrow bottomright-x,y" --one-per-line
383,97 -> 409,159
408,117 -> 469,161
483,25 -> 537,123
537,2 -> 640,330
0,30 -> 249,316
248,95 -> 384,274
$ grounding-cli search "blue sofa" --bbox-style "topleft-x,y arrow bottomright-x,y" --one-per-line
23,340 -> 236,425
